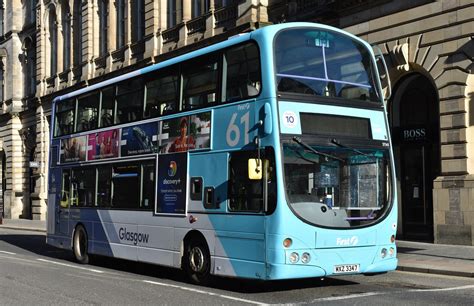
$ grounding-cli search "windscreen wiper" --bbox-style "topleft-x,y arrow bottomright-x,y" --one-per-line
330,138 -> 373,159
292,136 -> 344,163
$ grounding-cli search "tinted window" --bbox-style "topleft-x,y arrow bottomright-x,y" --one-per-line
54,99 -> 75,137
141,162 -> 155,209
71,167 -> 96,207
100,86 -> 115,127
116,79 -> 144,124
112,163 -> 140,208
144,71 -> 179,117
76,93 -> 99,132
224,43 -> 261,101
97,165 -> 112,207
182,58 -> 218,110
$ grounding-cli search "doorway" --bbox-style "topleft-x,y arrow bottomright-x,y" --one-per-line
390,73 -> 440,242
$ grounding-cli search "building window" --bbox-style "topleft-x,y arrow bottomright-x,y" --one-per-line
23,38 -> 36,98
0,1 -> 4,36
0,59 -> 4,103
131,0 -> 145,42
215,0 -> 233,9
73,0 -> 82,67
192,0 -> 209,19
27,45 -> 36,97
49,6 -> 58,76
167,0 -> 178,28
26,0 -> 37,25
116,0 -> 126,48
62,2 -> 71,71
99,0 -> 108,55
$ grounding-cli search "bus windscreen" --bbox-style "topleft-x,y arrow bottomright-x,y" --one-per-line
275,28 -> 379,103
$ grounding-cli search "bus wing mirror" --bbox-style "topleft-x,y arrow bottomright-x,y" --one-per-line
248,158 -> 262,180
373,45 -> 392,102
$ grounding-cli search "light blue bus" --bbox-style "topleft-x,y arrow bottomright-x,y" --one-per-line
46,22 -> 397,284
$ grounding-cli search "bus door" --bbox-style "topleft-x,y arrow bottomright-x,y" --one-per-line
57,169 -> 72,236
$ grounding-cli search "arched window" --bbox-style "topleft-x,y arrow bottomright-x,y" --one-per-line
49,6 -> 58,76
99,0 -> 108,55
62,1 -> 71,71
131,0 -> 144,42
23,38 -> 36,97
73,0 -> 82,67
116,0 -> 126,48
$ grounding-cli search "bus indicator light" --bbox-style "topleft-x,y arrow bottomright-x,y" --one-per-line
283,238 -> 292,248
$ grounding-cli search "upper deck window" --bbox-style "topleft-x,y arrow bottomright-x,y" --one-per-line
275,28 -> 379,103
54,99 -> 75,137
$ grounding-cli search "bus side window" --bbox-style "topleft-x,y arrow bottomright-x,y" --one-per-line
72,168 -> 96,207
182,57 -> 219,110
141,161 -> 155,209
100,86 -> 115,128
144,72 -> 178,118
116,79 -> 144,124
60,169 -> 71,208
224,43 -> 261,102
97,165 -> 112,208
54,99 -> 76,137
76,92 -> 99,132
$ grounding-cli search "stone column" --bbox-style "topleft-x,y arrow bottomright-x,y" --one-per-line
178,0 -> 191,48
31,104 -> 48,220
204,0 -> 215,39
82,2 -> 94,79
237,0 -> 268,26
144,0 -> 161,59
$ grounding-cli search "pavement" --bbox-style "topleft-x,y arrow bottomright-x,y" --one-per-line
1,218 -> 473,278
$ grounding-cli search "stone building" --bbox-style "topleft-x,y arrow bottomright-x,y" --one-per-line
0,0 -> 472,245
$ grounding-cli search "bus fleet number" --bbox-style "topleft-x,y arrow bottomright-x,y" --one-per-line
226,112 -> 250,147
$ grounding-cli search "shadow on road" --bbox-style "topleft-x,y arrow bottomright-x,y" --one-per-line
0,231 -> 358,293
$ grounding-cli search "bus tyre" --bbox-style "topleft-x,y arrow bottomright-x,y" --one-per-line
183,239 -> 211,285
73,225 -> 89,264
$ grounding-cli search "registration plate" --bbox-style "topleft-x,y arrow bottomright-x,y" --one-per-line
334,264 -> 360,274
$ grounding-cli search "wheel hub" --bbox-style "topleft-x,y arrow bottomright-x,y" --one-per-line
189,246 -> 205,272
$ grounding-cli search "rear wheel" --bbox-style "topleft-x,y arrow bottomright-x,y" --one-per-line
183,238 -> 211,285
73,225 -> 89,264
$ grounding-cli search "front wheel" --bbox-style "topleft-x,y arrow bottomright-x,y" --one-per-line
73,225 -> 89,264
183,239 -> 211,285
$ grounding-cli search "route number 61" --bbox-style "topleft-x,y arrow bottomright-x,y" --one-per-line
226,111 -> 250,147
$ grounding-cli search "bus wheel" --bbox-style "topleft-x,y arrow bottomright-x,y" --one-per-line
183,238 -> 211,285
73,225 -> 89,264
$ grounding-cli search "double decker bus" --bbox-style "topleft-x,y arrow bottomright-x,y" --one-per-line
47,22 -> 397,284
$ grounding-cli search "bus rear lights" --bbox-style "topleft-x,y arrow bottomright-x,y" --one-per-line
389,247 -> 395,257
301,252 -> 311,264
283,238 -> 293,248
390,235 -> 395,243
380,248 -> 387,258
289,252 -> 299,264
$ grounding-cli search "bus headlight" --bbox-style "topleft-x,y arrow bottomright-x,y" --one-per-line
380,248 -> 387,258
389,247 -> 395,257
301,252 -> 311,264
289,252 -> 299,263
